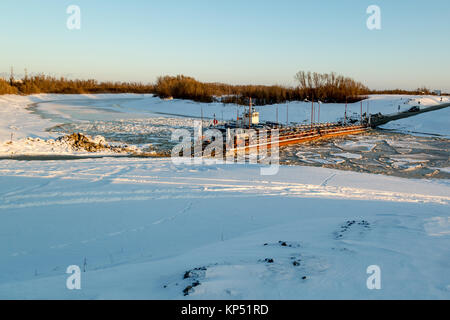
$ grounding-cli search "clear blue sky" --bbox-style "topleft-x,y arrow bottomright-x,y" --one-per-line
1,0 -> 449,91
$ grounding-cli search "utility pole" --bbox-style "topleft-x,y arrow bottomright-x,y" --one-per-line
276,106 -> 278,124
249,97 -> 252,129
286,103 -> 289,126
9,67 -> 14,86
200,106 -> 203,139
311,96 -> 314,128
344,97 -> 348,125
360,101 -> 363,124
318,101 -> 321,124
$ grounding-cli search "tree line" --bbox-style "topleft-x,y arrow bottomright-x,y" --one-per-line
1,71 -> 445,103
155,72 -> 370,105
370,87 -> 443,95
0,75 -> 154,95
294,71 -> 369,103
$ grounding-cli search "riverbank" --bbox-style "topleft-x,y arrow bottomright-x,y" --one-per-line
1,93 -> 449,154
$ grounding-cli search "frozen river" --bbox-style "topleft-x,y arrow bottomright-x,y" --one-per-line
32,96 -> 450,180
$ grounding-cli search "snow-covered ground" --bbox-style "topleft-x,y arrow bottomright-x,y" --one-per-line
380,106 -> 450,138
0,158 -> 449,299
0,94 -> 146,156
0,94 -> 449,299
